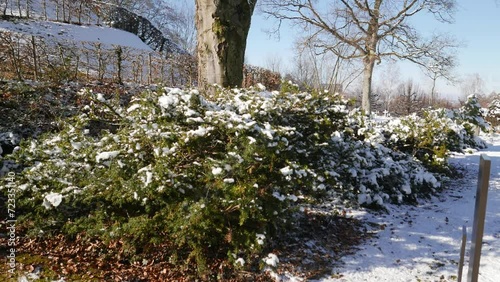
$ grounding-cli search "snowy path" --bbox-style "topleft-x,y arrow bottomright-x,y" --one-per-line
314,134 -> 500,282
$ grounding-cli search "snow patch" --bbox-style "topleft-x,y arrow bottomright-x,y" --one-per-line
96,151 -> 120,162
43,192 -> 63,209
263,253 -> 279,267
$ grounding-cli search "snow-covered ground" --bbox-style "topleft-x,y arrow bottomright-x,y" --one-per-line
0,18 -> 152,50
302,133 -> 500,282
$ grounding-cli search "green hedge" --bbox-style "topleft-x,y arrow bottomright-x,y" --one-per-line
0,86 -> 488,276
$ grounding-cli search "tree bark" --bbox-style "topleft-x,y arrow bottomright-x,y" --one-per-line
195,0 -> 256,90
362,56 -> 376,115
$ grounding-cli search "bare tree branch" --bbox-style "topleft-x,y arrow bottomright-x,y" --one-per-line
260,0 -> 459,114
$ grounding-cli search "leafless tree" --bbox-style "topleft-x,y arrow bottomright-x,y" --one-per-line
392,79 -> 426,116
289,47 -> 313,88
289,37 -> 362,93
261,0 -> 457,115
265,52 -> 283,75
164,0 -> 197,55
476,91 -> 497,108
375,60 -> 401,113
422,56 -> 457,105
419,34 -> 459,105
295,40 -> 323,90
460,73 -> 485,101
114,0 -> 196,55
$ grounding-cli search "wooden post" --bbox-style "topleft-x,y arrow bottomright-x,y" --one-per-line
467,154 -> 491,282
458,225 -> 467,282
148,53 -> 152,84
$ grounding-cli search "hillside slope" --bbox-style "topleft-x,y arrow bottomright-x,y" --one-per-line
0,0 -> 183,53
0,18 -> 152,50
0,2 -> 196,87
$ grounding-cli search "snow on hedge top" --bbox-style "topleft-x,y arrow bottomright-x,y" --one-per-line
43,192 -> 63,209
0,19 -> 152,50
6,84 -> 487,214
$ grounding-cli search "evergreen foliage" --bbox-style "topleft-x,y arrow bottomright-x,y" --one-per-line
485,93 -> 500,128
0,85 -> 488,275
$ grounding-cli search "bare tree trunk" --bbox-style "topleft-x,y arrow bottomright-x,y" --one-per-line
309,47 -> 321,90
115,46 -> 123,84
67,0 -> 72,23
430,75 -> 437,105
31,35 -> 38,80
327,56 -> 342,93
362,56 -> 376,115
42,0 -> 47,20
29,0 -> 32,18
62,0 -> 66,22
16,0 -> 21,17
78,2 -> 82,24
55,0 -> 59,21
195,0 -> 256,90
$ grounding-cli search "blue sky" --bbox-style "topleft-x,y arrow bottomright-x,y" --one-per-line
246,1 -> 500,99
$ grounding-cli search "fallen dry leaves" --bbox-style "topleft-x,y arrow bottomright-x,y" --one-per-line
0,210 -> 374,281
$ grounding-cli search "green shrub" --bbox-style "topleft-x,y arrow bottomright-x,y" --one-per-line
6,87 -> 304,273
485,94 -> 500,128
369,99 -> 487,175
1,86 -> 488,276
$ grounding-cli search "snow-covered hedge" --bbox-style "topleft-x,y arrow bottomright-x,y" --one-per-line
366,94 -> 487,173
485,93 -> 500,129
0,86 -> 487,274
